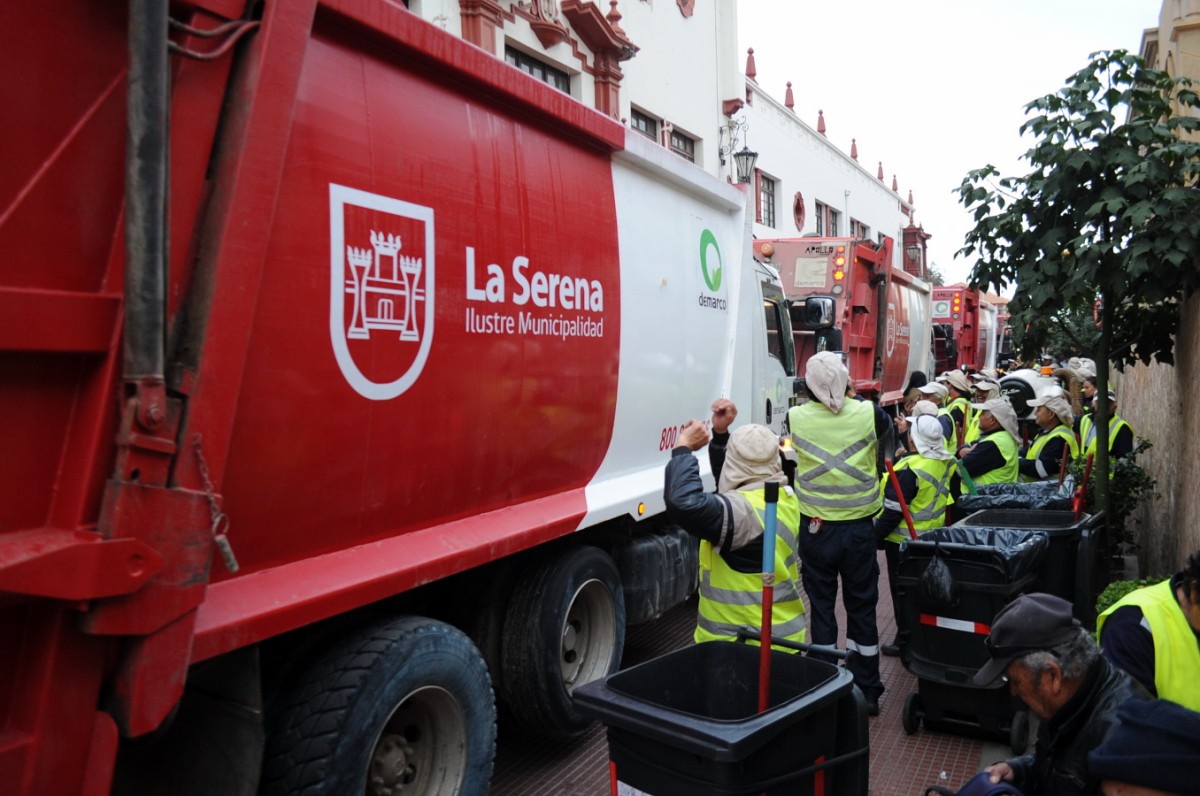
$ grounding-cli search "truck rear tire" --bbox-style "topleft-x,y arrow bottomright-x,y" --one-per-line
261,617 -> 495,796
501,545 -> 625,737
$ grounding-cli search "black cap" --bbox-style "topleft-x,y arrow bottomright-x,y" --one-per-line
1088,699 -> 1200,793
970,593 -> 1081,686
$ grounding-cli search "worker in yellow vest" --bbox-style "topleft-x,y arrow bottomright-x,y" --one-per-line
1097,550 -> 1200,711
875,410 -> 954,657
956,397 -> 1020,489
1020,391 -> 1079,481
914,380 -> 948,409
786,351 -> 888,715
664,399 -> 806,650
913,381 -> 956,454
1079,390 -> 1135,461
941,370 -> 974,448
965,378 -> 1001,444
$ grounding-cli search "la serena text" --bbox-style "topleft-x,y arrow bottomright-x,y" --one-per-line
466,247 -> 603,311
464,246 -> 605,339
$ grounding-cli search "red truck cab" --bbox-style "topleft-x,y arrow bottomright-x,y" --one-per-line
932,285 -> 998,374
754,236 -> 932,407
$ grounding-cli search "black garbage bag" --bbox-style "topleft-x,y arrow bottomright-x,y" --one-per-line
900,527 -> 1049,583
955,477 -> 1075,513
918,541 -> 959,612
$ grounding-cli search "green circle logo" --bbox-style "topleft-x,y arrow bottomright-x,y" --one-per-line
700,229 -> 722,292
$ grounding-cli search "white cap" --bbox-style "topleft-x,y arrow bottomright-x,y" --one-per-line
910,399 -> 940,417
1028,394 -> 1074,427
943,370 -> 972,393
971,398 -> 1021,440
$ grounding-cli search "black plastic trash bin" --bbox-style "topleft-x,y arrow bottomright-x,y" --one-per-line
896,527 -> 1047,752
954,509 -> 1094,621
953,480 -> 1074,513
574,640 -> 868,795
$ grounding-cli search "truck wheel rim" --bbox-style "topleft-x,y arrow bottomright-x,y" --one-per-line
560,577 -> 617,693
368,686 -> 466,796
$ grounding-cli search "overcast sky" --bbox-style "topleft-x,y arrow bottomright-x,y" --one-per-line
737,0 -> 1162,287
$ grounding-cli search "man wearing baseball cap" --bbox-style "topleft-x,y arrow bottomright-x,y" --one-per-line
941,370 -> 975,450
1079,391 -> 1135,461
965,379 -> 1001,444
915,381 -> 956,453
1020,392 -> 1079,482
916,379 -> 950,405
971,594 -> 1148,795
957,398 -> 1021,488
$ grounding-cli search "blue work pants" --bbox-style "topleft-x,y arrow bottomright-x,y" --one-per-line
798,517 -> 884,698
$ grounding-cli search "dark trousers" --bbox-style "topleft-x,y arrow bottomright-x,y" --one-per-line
798,517 -> 884,698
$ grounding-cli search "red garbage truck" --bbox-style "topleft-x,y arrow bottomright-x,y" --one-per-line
0,2 -> 798,793
753,236 -> 933,408
932,285 -> 999,374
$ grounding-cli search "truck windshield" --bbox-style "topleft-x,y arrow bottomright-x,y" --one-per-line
764,299 -> 796,376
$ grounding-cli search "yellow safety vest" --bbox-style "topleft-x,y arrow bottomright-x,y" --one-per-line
1079,414 -> 1131,458
1021,425 -> 1079,482
787,400 -> 882,520
879,455 -> 954,544
1097,579 -> 1200,711
972,429 -> 1020,485
695,486 -> 807,647
964,412 -> 983,445
948,395 -> 973,434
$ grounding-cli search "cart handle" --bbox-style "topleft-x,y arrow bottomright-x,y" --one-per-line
885,458 -> 919,541
736,631 -> 856,662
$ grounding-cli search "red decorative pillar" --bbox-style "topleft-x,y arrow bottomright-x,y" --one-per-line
561,0 -> 638,119
460,0 -> 504,52
593,52 -> 625,117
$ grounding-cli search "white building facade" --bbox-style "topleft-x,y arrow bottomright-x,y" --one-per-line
403,0 -> 926,272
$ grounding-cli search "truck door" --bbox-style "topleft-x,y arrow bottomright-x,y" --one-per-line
758,273 -> 795,433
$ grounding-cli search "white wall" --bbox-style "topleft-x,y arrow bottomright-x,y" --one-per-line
407,0 -> 463,38
617,0 -> 729,175
741,82 -> 913,270
408,1 -> 916,271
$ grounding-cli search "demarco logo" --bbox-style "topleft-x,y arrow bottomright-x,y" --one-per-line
697,228 -> 727,312
700,228 -> 722,291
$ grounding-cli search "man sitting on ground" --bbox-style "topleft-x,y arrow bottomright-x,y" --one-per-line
972,593 -> 1148,796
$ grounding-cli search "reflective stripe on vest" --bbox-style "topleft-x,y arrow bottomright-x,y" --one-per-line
787,399 -> 882,519
973,429 -> 1020,485
880,455 -> 954,544
1021,425 -> 1079,482
1080,414 -> 1130,458
1097,579 -> 1200,711
695,485 -> 807,646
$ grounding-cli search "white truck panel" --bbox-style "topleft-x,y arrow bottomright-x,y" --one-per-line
580,133 -> 771,527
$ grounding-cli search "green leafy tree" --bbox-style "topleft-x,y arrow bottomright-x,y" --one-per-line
926,262 -> 947,286
957,50 -> 1200,514
1028,303 -> 1097,362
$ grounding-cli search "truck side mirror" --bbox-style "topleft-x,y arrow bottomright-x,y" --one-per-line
804,296 -> 835,329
